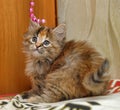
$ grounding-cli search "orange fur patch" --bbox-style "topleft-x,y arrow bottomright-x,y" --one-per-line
40,30 -> 47,36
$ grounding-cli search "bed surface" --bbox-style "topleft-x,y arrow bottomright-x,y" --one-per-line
0,79 -> 120,110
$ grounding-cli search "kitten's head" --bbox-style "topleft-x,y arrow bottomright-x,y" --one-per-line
23,21 -> 66,60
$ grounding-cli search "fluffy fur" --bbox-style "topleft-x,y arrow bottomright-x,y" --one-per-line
22,21 -> 110,103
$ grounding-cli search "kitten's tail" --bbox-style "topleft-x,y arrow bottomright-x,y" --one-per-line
91,59 -> 110,83
83,59 -> 110,94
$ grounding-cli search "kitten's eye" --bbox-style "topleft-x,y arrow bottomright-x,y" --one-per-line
31,36 -> 37,43
43,40 -> 50,47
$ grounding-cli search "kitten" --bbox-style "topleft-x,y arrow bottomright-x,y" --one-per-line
22,21 -> 110,103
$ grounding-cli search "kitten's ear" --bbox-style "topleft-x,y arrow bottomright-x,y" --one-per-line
52,24 -> 66,41
28,20 -> 40,32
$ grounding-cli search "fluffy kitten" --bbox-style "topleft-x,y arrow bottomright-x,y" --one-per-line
22,21 -> 110,103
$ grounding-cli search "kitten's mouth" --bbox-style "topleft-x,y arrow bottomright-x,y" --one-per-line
35,48 -> 43,54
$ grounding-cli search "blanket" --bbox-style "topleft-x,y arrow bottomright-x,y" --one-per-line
0,79 -> 120,110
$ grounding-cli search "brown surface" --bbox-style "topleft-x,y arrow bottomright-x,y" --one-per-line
0,0 -> 56,94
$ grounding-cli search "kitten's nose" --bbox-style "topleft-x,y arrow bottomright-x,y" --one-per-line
36,42 -> 42,48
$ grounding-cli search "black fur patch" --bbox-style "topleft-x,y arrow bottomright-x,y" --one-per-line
36,26 -> 45,35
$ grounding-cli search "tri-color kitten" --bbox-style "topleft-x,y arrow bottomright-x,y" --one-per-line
22,21 -> 110,103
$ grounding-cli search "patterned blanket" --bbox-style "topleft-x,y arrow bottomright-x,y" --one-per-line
0,79 -> 120,110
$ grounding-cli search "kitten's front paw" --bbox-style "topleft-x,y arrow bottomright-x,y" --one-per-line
20,95 -> 39,103
21,91 -> 30,99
